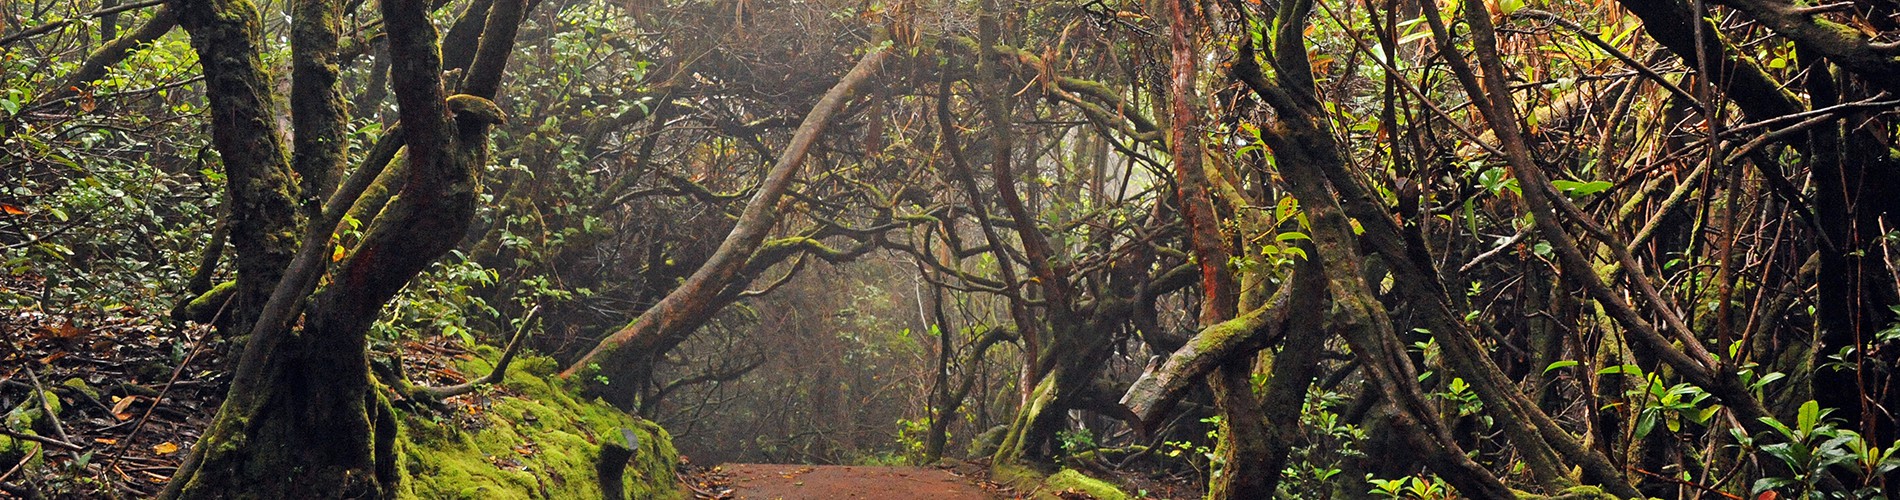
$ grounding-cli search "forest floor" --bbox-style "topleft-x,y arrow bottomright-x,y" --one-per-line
0,298 -> 1189,499
0,305 -> 225,498
680,460 -> 1200,500
701,463 -> 1004,499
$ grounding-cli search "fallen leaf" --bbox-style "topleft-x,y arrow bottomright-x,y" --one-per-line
0,203 -> 26,215
154,442 -> 179,454
111,395 -> 141,418
93,438 -> 118,445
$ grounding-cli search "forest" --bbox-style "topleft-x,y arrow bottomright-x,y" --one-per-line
4,0 -> 1900,498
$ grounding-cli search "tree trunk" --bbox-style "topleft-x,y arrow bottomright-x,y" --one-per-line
559,46 -> 890,401
162,0 -> 518,495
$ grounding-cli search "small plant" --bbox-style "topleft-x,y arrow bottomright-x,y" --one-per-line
1162,417 -> 1222,484
894,417 -> 929,461
1057,427 -> 1097,455
1367,475 -> 1452,500
1741,400 -> 1900,499
1278,389 -> 1367,499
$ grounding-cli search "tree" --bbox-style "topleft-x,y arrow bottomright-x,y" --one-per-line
156,0 -> 521,495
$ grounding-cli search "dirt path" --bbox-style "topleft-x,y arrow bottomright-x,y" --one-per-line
717,463 -> 1002,500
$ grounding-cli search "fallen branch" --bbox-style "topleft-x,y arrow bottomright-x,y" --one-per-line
420,305 -> 539,399
0,428 -> 80,452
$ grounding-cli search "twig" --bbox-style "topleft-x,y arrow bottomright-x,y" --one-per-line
1628,467 -> 1744,500
0,427 -> 81,451
23,368 -> 69,445
104,295 -> 227,474
1459,227 -> 1534,273
0,0 -> 166,47
0,442 -> 40,485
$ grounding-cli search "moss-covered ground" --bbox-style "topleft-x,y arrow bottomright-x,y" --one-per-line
395,346 -> 683,499
991,463 -> 1130,500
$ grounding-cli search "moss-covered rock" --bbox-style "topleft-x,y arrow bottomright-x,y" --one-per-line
1041,469 -> 1129,500
992,464 -> 1129,500
395,346 -> 684,500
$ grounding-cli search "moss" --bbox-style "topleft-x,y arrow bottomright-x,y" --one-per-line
60,378 -> 99,402
989,465 -> 1128,500
6,390 -> 61,436
1040,469 -> 1129,500
0,433 -> 23,465
394,346 -> 683,500
173,280 -> 237,323
969,425 -> 1007,457
1547,486 -> 1620,500
1510,486 -> 1625,500
1,392 -> 57,469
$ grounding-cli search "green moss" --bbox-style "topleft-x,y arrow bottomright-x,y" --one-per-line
1041,469 -> 1128,500
1510,485 -> 1626,500
60,378 -> 99,402
0,433 -> 27,466
991,465 -> 1128,500
1547,486 -> 1620,500
395,346 -> 683,500
6,390 -> 61,436
175,280 -> 237,323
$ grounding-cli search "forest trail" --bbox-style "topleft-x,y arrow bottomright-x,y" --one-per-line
716,463 -> 1002,499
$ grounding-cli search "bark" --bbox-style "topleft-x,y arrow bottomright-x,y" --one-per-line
171,0 -> 303,340
161,0 -> 515,495
561,45 -> 892,390
1119,289 -> 1294,426
1251,260 -> 1328,496
1229,1 -> 1519,497
1614,0 -> 1803,121
1272,136 -> 1515,499
1802,53 -> 1900,445
1710,0 -> 1900,94
290,0 -> 349,214
1163,2 -> 1269,494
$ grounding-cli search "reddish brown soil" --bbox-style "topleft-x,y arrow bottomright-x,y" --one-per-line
719,463 -> 1002,500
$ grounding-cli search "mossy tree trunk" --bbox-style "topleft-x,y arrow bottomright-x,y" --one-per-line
171,0 -> 302,340
1161,0 -> 1278,496
160,0 -> 524,496
560,46 -> 892,406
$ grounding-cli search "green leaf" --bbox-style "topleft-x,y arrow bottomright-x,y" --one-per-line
1798,400 -> 1820,436
1597,364 -> 1644,376
1692,405 -> 1721,425
1543,360 -> 1579,374
1751,372 -> 1786,390
1551,179 -> 1614,196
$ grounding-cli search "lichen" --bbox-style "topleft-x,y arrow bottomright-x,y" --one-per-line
395,346 -> 683,500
